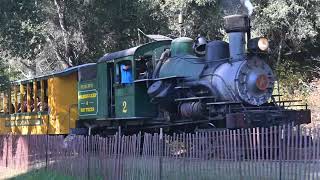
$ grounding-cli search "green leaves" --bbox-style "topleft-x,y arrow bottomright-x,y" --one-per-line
140,0 -> 221,39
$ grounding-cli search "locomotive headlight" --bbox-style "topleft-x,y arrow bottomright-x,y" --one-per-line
258,38 -> 269,51
248,37 -> 269,53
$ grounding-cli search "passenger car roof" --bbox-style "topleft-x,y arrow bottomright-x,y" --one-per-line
15,63 -> 96,84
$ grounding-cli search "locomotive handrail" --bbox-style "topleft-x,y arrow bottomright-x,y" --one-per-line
97,117 -> 153,121
206,101 -> 241,105
275,100 -> 302,103
272,94 -> 283,97
171,56 -> 231,64
230,104 -> 308,111
175,96 -> 216,102
134,76 -> 186,83
134,79 -> 154,83
273,99 -> 304,109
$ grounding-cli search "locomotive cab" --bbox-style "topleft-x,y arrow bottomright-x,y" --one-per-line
75,40 -> 172,132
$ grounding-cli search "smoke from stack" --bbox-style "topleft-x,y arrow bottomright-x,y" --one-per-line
240,0 -> 254,16
220,0 -> 253,16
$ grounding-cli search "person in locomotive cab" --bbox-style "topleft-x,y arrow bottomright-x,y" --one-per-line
120,63 -> 133,84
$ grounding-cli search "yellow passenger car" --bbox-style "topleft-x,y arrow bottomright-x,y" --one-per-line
0,65 -> 88,135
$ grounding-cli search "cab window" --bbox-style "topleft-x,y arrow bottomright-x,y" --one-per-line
135,46 -> 171,80
136,54 -> 153,79
116,60 -> 133,84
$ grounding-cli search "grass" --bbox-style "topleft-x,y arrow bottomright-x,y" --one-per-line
3,157 -> 320,180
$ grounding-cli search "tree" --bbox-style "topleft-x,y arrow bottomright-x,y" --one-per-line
141,0 -> 223,40
0,58 -> 19,91
0,0 -> 46,77
0,0 -> 173,77
0,62 -> 9,91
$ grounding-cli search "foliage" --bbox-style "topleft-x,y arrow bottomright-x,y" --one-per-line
0,0 -> 172,77
0,59 -> 10,91
141,0 -> 223,39
276,59 -> 310,99
0,58 -> 19,91
0,0 -> 46,77
307,79 -> 320,125
0,0 -> 319,117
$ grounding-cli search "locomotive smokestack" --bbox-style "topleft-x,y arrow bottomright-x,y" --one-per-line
224,14 -> 250,61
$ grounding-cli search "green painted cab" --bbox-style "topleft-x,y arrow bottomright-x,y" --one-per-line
97,40 -> 172,120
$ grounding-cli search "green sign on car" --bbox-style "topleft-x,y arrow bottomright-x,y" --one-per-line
78,81 -> 98,116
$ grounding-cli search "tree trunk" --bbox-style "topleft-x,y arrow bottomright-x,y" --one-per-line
54,0 -> 72,68
276,38 -> 283,67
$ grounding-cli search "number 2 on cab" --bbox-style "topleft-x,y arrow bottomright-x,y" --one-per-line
122,101 -> 127,113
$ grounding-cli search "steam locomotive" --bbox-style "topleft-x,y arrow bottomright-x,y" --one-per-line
77,14 -> 310,134
142,14 -> 310,130
0,14 -> 310,135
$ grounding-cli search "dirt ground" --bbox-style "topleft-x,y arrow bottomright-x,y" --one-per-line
0,167 -> 27,180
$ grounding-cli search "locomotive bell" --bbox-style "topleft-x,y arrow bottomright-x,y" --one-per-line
193,36 -> 207,56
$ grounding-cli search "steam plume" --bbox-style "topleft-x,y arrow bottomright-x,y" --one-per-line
240,0 -> 254,16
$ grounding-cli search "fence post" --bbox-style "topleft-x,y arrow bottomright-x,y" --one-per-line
87,127 -> 93,180
239,129 -> 244,180
279,125 -> 284,180
45,135 -> 49,169
5,135 -> 9,168
116,126 -> 122,180
159,128 -> 163,180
